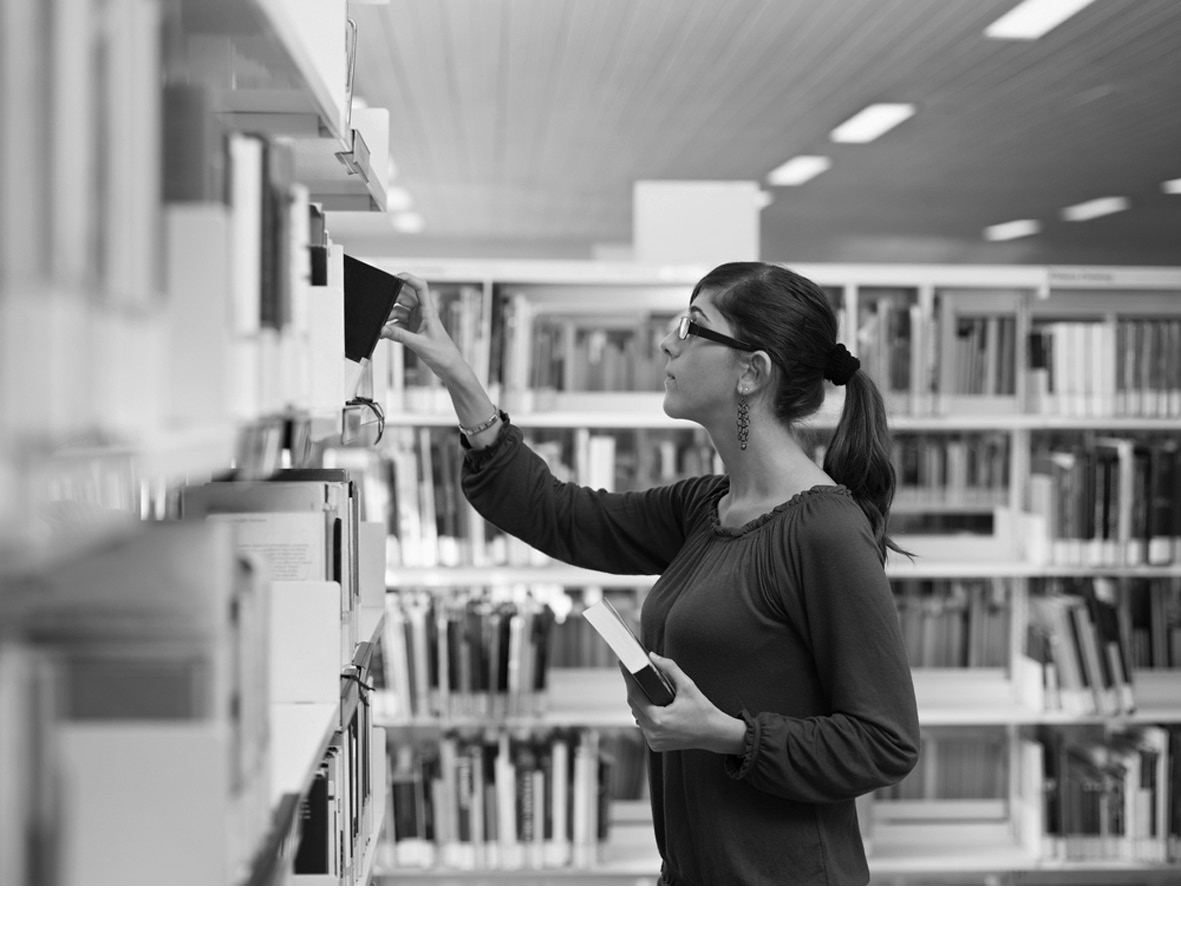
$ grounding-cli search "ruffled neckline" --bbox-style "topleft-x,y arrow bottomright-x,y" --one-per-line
709,482 -> 850,538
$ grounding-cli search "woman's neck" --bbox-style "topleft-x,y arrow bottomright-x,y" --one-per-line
711,416 -> 832,508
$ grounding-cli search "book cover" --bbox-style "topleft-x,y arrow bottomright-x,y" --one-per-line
343,254 -> 409,363
581,598 -> 674,706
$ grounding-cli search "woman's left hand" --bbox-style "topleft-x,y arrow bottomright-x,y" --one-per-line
622,653 -> 747,755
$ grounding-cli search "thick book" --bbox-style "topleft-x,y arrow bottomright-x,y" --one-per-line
581,598 -> 674,706
342,254 -> 409,362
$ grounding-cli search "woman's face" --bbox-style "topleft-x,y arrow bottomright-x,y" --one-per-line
659,290 -> 748,425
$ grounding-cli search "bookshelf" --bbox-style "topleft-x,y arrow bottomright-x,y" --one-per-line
355,257 -> 1181,884
0,0 -> 392,885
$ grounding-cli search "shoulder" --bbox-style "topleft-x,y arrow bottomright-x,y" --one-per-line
652,473 -> 727,520
787,486 -> 877,558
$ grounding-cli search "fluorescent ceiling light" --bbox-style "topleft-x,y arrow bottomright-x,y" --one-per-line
389,211 -> 425,233
984,219 -> 1041,241
766,156 -> 831,186
829,104 -> 916,143
384,186 -> 415,212
753,190 -> 774,209
1163,178 -> 1181,194
985,0 -> 1097,40
1060,196 -> 1130,221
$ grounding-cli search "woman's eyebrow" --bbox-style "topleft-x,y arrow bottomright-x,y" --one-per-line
688,304 -> 711,322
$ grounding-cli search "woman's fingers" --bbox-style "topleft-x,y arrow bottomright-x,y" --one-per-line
394,272 -> 438,320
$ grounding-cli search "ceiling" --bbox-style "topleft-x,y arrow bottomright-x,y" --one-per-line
331,0 -> 1181,266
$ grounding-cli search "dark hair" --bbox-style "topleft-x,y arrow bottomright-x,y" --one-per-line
690,261 -> 909,563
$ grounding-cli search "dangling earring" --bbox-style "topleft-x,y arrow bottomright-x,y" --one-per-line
737,392 -> 750,450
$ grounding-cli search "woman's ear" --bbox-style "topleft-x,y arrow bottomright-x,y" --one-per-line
738,350 -> 774,395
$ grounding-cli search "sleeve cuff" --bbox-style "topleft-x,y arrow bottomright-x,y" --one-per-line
723,709 -> 761,780
460,416 -> 517,469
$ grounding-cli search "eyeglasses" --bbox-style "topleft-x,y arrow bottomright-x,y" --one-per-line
675,315 -> 758,352
342,396 -> 385,446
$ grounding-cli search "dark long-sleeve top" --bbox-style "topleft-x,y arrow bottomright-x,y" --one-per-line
462,423 -> 920,885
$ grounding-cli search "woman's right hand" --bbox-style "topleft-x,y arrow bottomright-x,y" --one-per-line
379,272 -> 467,382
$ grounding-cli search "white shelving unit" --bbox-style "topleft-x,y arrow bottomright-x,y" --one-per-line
368,258 -> 1181,884
0,0 -> 392,886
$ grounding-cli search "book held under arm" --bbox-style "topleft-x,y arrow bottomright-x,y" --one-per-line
581,599 -> 674,706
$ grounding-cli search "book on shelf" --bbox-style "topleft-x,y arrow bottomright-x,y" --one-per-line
581,598 -> 674,707
342,254 -> 409,363
1027,586 -> 1138,717
181,471 -> 361,612
1125,579 -> 1181,670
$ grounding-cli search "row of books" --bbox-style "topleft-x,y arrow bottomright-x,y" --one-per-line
859,295 -> 1020,415
2,0 -> 159,303
0,521 -> 273,884
292,699 -> 377,883
893,580 -> 1010,669
381,729 -> 643,871
374,594 -> 556,720
2,0 -> 159,449
1028,436 -> 1181,567
0,460 -> 391,883
378,426 -> 720,570
384,280 -> 1181,421
180,469 -> 368,671
1025,577 -> 1181,718
888,434 -> 1011,508
1125,578 -> 1181,670
1022,724 -> 1179,864
373,574 -> 1176,705
1026,582 -> 1140,717
880,730 -> 1009,801
1029,318 -> 1181,418
377,423 -> 1023,574
527,315 -> 669,395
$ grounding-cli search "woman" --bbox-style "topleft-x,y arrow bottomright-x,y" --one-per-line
381,261 -> 920,885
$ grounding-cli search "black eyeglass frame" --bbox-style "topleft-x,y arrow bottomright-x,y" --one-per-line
676,315 -> 758,352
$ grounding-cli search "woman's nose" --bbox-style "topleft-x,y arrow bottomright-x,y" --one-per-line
659,318 -> 680,356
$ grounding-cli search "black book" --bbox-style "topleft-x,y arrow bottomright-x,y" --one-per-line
581,598 -> 674,706
343,254 -> 409,362
293,767 -> 330,875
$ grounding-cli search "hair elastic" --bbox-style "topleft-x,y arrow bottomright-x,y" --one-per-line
824,343 -> 860,385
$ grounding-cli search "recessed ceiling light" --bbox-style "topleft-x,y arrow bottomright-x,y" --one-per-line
766,156 -> 831,186
389,211 -> 425,233
1060,196 -> 1130,221
1163,178 -> 1181,194
829,104 -> 916,143
984,219 -> 1041,241
985,0 -> 1097,41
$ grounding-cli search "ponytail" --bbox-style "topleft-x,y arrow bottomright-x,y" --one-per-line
822,370 -> 912,564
